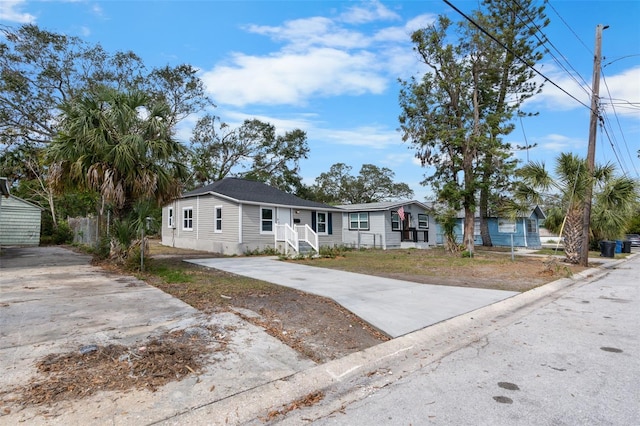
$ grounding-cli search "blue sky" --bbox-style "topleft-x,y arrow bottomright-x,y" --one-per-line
2,0 -> 639,200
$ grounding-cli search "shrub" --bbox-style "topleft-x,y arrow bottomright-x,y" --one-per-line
52,221 -> 74,245
318,244 -> 352,258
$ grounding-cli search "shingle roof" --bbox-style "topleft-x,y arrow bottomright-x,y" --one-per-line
337,200 -> 430,211
183,178 -> 338,209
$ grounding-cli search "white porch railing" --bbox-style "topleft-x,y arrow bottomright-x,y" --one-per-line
295,224 -> 319,252
275,223 -> 299,255
275,223 -> 318,255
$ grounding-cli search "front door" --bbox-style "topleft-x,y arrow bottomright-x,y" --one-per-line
402,213 -> 414,241
276,207 -> 292,226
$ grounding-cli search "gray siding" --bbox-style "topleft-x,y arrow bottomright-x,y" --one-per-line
341,204 -> 435,250
0,196 -> 42,246
162,196 -> 343,255
319,211 -> 343,247
241,204 -> 275,252
342,211 -> 387,249
162,195 -> 243,254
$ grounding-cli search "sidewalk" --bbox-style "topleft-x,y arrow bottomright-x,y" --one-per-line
165,253 -> 638,425
294,251 -> 640,425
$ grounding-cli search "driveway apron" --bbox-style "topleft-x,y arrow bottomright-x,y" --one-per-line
0,246 -> 315,425
187,257 -> 519,338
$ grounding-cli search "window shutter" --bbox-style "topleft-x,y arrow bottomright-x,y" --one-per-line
328,213 -> 333,235
311,210 -> 316,231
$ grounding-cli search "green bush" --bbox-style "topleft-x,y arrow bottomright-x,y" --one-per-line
93,235 -> 111,260
52,221 -> 74,245
244,246 -> 280,256
318,244 -> 352,258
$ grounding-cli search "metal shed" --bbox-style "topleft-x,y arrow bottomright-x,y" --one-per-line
0,194 -> 43,247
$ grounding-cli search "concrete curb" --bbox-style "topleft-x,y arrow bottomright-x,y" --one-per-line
157,254 -> 635,425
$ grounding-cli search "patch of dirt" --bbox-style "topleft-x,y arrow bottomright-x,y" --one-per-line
228,290 -> 389,363
1,327 -> 228,409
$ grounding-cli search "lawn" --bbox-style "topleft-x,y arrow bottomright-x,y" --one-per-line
291,246 -> 590,292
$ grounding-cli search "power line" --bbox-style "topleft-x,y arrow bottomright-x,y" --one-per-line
511,0 -> 591,96
545,0 -> 592,55
601,71 -> 640,177
598,115 -> 628,176
442,0 -> 592,111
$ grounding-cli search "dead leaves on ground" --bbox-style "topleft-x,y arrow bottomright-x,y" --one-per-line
2,326 -> 228,407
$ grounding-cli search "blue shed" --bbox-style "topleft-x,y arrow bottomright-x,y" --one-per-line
436,206 -> 546,249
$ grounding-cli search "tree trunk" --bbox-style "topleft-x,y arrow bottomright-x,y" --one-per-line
463,205 -> 475,255
479,179 -> 492,246
563,206 -> 583,264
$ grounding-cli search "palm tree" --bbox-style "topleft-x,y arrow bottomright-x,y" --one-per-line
515,153 -> 637,264
48,86 -> 188,220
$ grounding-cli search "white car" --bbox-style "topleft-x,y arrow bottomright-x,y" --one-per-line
626,234 -> 640,247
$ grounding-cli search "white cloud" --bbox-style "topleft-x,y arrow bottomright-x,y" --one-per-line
601,66 -> 640,119
0,0 -> 35,23
314,125 -> 401,149
379,152 -> 416,167
221,110 -> 318,134
526,63 -> 592,112
202,48 -> 387,107
526,63 -> 640,122
202,1 -> 431,108
536,133 -> 585,154
339,0 -> 401,24
91,3 -> 103,17
246,17 -> 370,51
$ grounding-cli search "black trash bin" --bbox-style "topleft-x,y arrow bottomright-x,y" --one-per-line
600,240 -> 616,258
622,240 -> 632,254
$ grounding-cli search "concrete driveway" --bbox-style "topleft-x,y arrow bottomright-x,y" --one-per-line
0,246 -> 314,424
187,256 -> 519,338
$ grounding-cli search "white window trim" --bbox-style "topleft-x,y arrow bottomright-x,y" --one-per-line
168,207 -> 175,228
182,207 -> 193,231
349,212 -> 369,230
474,218 -> 481,236
316,211 -> 328,235
418,213 -> 429,230
391,211 -> 400,230
215,205 -> 223,233
260,206 -> 274,234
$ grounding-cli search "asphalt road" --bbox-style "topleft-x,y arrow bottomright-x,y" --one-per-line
277,253 -> 640,425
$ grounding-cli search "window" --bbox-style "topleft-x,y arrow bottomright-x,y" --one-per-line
316,212 -> 327,233
391,211 -> 400,230
527,218 -> 537,233
261,207 -> 274,233
215,206 -> 222,232
168,207 -> 174,228
183,207 -> 193,230
349,212 -> 369,230
418,214 -> 429,230
474,218 -> 481,236
498,218 -> 516,233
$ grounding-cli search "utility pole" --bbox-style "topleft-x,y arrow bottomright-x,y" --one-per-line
580,24 -> 608,267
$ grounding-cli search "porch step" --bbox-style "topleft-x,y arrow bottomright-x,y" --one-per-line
298,241 -> 315,255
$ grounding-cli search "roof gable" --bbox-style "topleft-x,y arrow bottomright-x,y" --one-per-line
3,195 -> 44,210
183,178 -> 338,210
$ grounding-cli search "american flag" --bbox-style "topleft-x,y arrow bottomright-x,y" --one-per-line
398,206 -> 405,221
